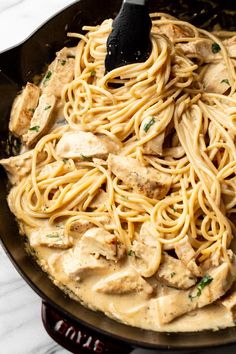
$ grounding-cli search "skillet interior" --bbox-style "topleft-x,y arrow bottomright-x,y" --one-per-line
0,0 -> 236,349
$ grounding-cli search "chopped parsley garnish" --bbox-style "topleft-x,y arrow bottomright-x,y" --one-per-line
44,105 -> 51,110
29,125 -> 40,132
170,272 -> 176,278
28,108 -> 35,113
189,274 -> 213,301
221,79 -> 230,85
90,70 -> 96,76
46,233 -> 60,238
144,117 -> 155,133
211,43 -> 221,54
59,59 -> 66,66
43,70 -> 52,85
172,207 -> 176,212
67,55 -> 75,59
128,250 -> 134,256
80,154 -> 93,161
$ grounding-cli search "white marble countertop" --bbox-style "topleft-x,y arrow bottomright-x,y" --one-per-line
0,2 -> 75,353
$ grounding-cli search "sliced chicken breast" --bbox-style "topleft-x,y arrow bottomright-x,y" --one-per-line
175,236 -> 202,277
157,253 -> 197,289
158,23 -> 193,42
80,227 -> 125,261
23,93 -> 56,147
93,268 -> 153,295
63,250 -> 108,281
56,131 -> 119,160
108,154 -> 171,199
0,150 -> 45,185
155,261 -> 236,324
202,62 -> 231,94
177,38 -> 222,62
41,47 -> 76,98
30,226 -> 72,249
9,82 -> 40,137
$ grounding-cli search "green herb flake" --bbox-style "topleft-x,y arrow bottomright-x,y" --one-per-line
212,43 -> 221,54
28,108 -> 35,114
29,125 -> 40,132
43,70 -> 52,85
46,233 -> 60,238
189,274 -> 213,301
90,70 -> 96,76
144,117 -> 155,133
128,250 -> 134,256
44,105 -> 52,111
172,207 -> 176,212
80,154 -> 93,161
170,272 -> 176,278
60,59 -> 66,66
221,79 -> 230,85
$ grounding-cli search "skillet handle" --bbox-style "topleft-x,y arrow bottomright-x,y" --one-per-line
41,301 -> 134,354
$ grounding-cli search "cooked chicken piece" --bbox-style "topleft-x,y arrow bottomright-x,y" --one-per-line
155,261 -> 236,324
156,253 -> 197,290
93,269 -> 153,295
223,36 -> 236,58
63,250 -> 108,281
108,154 -> 171,199
163,145 -> 185,158
201,247 -> 222,272
0,150 -> 46,185
177,38 -> 222,62
140,105 -> 174,156
143,131 -> 165,156
23,93 -> 56,147
9,82 -> 40,137
221,285 -> 236,320
130,223 -> 161,277
7,186 -> 17,215
131,239 -> 157,277
41,47 -> 75,98
175,236 -> 202,277
139,221 -> 158,247
56,131 -> 118,160
92,158 -> 108,166
201,62 -> 230,94
69,215 -> 111,235
80,227 -> 125,261
97,135 -> 120,155
90,189 -> 109,209
70,219 -> 95,235
39,159 -> 74,178
30,227 -> 72,249
158,23 -> 193,42
0,150 -> 33,184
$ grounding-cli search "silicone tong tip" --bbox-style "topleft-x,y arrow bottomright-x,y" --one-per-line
105,0 -> 152,72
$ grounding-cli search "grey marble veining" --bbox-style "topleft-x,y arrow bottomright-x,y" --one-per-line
0,247 -> 69,354
0,2 -> 75,353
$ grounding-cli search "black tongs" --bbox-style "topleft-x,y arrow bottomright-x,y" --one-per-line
105,0 -> 152,72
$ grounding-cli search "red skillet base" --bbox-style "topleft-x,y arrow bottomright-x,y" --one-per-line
41,301 -> 133,354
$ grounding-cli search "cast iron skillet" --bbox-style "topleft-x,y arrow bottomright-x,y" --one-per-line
1,1 -> 236,353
